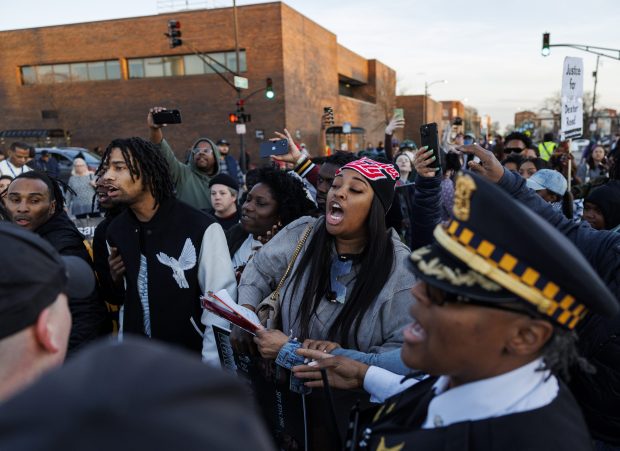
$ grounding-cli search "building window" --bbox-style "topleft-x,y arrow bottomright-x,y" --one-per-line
338,75 -> 369,101
127,50 -> 246,79
20,60 -> 122,84
41,110 -> 59,119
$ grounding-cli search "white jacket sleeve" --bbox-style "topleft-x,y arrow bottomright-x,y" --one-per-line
198,222 -> 238,366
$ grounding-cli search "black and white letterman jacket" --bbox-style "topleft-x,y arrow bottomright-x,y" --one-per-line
106,198 -> 236,364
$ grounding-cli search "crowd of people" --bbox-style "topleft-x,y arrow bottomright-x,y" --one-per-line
0,106 -> 619,451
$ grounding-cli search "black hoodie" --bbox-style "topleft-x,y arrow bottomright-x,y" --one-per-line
35,212 -> 110,353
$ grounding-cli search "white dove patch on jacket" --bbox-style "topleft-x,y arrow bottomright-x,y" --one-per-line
156,238 -> 197,289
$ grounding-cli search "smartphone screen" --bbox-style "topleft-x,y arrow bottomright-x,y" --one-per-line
393,108 -> 404,120
420,123 -> 441,170
259,139 -> 289,158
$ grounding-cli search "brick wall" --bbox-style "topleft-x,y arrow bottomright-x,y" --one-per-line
396,95 -> 443,146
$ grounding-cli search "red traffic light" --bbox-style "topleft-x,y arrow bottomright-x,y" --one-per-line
228,113 -> 239,123
166,20 -> 183,48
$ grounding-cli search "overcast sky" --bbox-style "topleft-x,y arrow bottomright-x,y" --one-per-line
1,0 -> 619,130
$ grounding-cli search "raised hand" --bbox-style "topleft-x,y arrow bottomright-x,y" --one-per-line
413,146 -> 439,177
385,115 -> 406,135
458,144 -> 505,183
270,128 -> 303,164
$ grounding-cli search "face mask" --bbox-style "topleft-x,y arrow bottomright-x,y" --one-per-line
464,138 -> 474,145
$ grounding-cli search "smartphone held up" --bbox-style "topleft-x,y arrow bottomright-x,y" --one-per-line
259,139 -> 289,159
420,123 -> 441,170
152,109 -> 182,125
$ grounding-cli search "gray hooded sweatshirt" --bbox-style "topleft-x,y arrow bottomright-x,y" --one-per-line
156,138 -> 221,210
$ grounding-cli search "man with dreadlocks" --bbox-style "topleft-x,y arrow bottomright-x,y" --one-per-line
100,137 -> 236,363
5,171 -> 110,353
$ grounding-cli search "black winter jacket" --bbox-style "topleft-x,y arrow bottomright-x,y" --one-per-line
35,212 -> 110,353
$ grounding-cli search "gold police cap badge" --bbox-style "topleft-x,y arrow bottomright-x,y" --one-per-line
453,173 -> 477,221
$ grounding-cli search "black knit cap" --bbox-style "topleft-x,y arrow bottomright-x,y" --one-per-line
585,181 -> 620,230
410,171 -> 618,330
0,223 -> 94,339
336,157 -> 399,212
209,173 -> 239,192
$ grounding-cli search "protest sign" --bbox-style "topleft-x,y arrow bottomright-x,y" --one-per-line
561,57 -> 584,139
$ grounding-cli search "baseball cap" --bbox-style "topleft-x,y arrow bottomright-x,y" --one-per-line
399,139 -> 417,150
216,139 -> 229,146
0,223 -> 95,340
526,169 -> 567,196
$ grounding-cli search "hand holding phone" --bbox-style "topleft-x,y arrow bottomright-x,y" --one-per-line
259,139 -> 289,159
152,109 -> 182,125
420,123 -> 441,170
323,107 -> 335,127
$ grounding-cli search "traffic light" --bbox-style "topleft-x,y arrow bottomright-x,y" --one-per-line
228,112 -> 239,123
542,32 -> 550,56
265,78 -> 275,99
166,20 -> 182,48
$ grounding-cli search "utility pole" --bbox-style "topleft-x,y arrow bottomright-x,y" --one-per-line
232,0 -> 246,172
590,55 -> 600,138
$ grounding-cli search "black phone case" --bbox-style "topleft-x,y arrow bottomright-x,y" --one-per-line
153,110 -> 182,125
420,123 -> 441,169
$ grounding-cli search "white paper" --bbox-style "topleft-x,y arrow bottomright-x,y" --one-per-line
212,289 -> 261,327
561,57 -> 584,139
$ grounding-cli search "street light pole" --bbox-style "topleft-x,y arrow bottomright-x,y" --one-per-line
423,79 -> 447,124
590,55 -> 600,138
232,0 -> 246,172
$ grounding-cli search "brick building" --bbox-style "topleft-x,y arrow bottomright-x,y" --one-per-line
395,95 -> 443,146
514,111 -> 537,130
0,2 -> 395,161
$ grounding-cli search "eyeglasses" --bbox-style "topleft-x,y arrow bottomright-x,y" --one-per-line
191,147 -> 213,155
425,284 -> 536,318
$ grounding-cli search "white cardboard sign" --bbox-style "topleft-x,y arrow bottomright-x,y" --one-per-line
561,57 -> 584,139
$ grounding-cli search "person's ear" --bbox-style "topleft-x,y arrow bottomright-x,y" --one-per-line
506,318 -> 553,357
34,307 -> 61,354
48,199 -> 56,216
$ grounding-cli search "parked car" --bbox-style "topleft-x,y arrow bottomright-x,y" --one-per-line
33,147 -> 101,184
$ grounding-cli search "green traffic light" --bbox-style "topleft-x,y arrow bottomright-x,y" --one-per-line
542,32 -> 550,56
265,89 -> 275,99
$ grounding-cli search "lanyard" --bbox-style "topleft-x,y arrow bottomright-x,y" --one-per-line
5,161 -> 24,178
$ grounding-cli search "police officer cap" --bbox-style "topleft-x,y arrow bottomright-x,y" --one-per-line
410,171 -> 618,329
